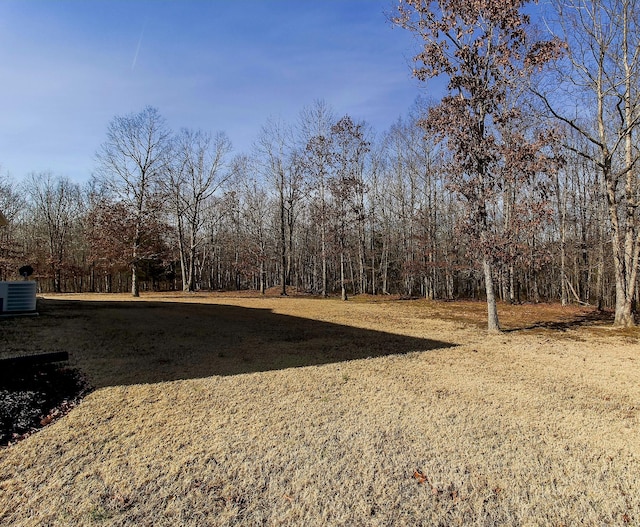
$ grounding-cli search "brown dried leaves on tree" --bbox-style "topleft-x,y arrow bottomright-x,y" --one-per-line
393,0 -> 562,330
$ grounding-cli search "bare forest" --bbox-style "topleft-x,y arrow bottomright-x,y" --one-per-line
3,3 -> 640,525
2,0 -> 640,329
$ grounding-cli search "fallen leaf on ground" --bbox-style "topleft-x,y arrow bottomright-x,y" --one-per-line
413,469 -> 428,484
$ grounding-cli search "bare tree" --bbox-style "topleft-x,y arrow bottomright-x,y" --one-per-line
329,115 -> 371,301
535,0 -> 640,326
299,100 -> 336,297
23,172 -> 81,292
95,106 -> 171,297
0,172 -> 25,280
255,118 -> 302,296
381,110 -> 442,298
236,156 -> 272,294
169,129 -> 232,291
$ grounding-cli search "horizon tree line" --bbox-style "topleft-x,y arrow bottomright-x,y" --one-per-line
0,0 -> 638,329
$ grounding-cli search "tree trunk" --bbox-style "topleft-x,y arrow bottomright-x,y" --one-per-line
596,194 -> 606,310
607,175 -> 637,327
557,175 -> 568,305
321,230 -> 327,297
187,244 -> 196,292
349,253 -> 355,296
287,207 -> 294,287
53,264 -> 61,293
509,264 -> 516,304
371,254 -> 376,295
280,187 -> 287,296
260,251 -> 266,295
185,222 -> 197,292
483,257 -> 500,332
131,227 -> 140,297
177,214 -> 189,292
358,237 -> 366,295
614,0 -> 639,326
341,252 -> 348,301
614,293 -> 635,327
131,262 -> 139,297
381,239 -> 389,295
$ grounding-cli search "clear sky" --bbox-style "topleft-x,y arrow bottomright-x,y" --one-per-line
0,0 -> 426,183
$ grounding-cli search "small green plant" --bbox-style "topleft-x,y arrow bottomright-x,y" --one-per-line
88,506 -> 110,522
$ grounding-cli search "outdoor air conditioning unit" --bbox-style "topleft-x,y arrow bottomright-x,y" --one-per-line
0,281 -> 37,313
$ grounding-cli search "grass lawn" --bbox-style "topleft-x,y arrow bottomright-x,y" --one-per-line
0,292 -> 639,526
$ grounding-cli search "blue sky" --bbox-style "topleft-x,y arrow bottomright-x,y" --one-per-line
0,1 -> 426,183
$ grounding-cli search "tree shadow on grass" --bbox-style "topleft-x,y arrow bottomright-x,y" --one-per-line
503,309 -> 614,333
5,299 -> 456,388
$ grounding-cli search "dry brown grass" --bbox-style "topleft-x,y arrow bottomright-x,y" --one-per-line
1,293 -> 639,526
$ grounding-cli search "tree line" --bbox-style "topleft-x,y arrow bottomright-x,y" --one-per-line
1,0 -> 639,329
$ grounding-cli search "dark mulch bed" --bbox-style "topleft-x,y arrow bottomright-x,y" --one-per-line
0,362 -> 90,446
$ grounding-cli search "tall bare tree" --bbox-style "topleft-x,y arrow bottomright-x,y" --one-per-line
96,106 -> 171,297
169,129 -> 232,291
23,172 -> 81,292
535,0 -> 640,326
236,156 -> 272,294
0,172 -> 24,280
255,118 -> 302,296
329,115 -> 370,301
299,100 -> 336,297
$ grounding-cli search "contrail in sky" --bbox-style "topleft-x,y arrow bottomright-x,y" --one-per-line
131,19 -> 148,71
